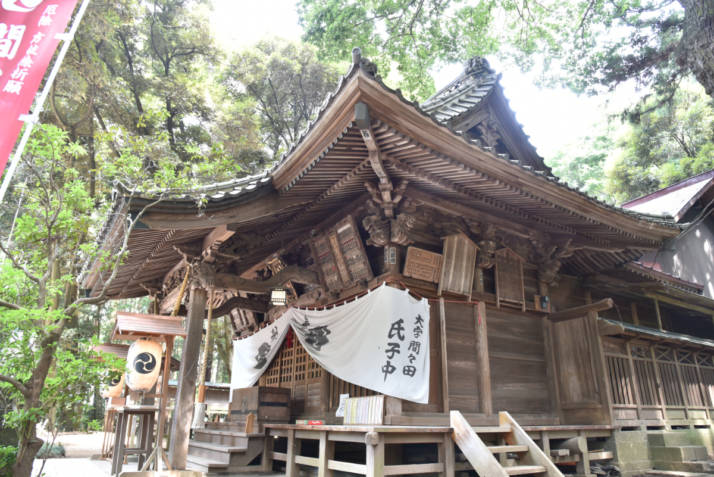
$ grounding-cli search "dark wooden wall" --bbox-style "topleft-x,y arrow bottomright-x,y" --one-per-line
487,307 -> 554,419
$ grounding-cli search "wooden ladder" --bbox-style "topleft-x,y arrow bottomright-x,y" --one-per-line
450,410 -> 564,477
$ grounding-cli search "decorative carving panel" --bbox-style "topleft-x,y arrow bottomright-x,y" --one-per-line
311,215 -> 373,292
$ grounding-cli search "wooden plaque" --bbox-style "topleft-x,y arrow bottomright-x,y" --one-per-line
494,248 -> 525,311
404,246 -> 443,283
311,215 -> 373,292
438,233 -> 478,299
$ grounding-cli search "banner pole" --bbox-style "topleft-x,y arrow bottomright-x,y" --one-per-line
0,0 -> 92,205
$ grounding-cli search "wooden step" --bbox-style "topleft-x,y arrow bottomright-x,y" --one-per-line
488,445 -> 529,454
186,454 -> 229,471
505,465 -> 547,475
473,425 -> 512,434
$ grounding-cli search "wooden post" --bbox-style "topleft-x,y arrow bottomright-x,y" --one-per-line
439,298 -> 450,412
630,302 -> 640,325
475,301 -> 492,416
365,432 -> 384,477
168,285 -> 207,469
261,433 -> 274,472
439,433 -> 455,477
654,298 -> 664,330
318,431 -> 334,477
156,336 -> 173,459
197,289 -> 214,403
286,429 -> 298,477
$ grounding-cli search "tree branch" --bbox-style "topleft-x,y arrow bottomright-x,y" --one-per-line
0,299 -> 20,310
0,242 -> 41,284
0,374 -> 30,398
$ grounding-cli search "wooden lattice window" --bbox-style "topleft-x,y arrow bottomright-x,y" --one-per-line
607,355 -> 636,405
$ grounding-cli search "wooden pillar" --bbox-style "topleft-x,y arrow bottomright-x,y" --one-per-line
439,298 -> 450,412
475,301 -> 492,416
286,429 -> 298,477
197,289 -> 214,404
438,433 -> 455,477
630,302 -> 640,325
168,285 -> 207,469
365,432 -> 384,477
654,298 -> 664,330
318,431 -> 334,477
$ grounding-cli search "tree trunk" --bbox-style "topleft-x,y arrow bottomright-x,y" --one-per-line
679,0 -> 714,97
12,325 -> 64,477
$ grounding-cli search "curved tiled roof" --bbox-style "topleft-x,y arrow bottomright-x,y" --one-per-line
421,57 -> 499,123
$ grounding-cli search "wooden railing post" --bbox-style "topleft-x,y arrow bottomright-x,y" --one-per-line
365,431 -> 384,477
318,430 -> 334,477
286,429 -> 298,477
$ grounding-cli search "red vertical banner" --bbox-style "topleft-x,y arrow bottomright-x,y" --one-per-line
0,0 -> 79,177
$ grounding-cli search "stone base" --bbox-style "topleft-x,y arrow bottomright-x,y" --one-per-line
605,430 -> 652,477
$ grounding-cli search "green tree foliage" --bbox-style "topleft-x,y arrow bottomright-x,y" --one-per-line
549,133 -> 614,202
298,0 -> 714,102
222,39 -> 341,160
606,85 -> 714,202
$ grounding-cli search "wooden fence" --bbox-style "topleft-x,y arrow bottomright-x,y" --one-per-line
603,337 -> 714,426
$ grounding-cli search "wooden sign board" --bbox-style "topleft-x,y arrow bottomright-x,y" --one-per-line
438,233 -> 478,300
404,246 -> 443,283
494,248 -> 526,311
112,312 -> 187,341
311,215 -> 373,292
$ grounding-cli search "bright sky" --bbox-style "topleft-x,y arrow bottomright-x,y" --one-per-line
209,0 -> 632,160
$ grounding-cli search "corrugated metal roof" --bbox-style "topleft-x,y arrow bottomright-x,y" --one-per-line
600,318 -> 714,349
622,169 -> 714,221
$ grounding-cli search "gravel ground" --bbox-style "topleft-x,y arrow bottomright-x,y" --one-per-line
30,430 -> 284,476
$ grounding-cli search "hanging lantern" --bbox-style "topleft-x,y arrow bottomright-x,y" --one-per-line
125,338 -> 163,392
101,370 -> 124,398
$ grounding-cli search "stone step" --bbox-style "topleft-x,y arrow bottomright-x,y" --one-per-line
648,431 -> 697,448
653,460 -> 714,474
650,445 -> 709,463
504,464 -> 546,475
645,470 -> 714,477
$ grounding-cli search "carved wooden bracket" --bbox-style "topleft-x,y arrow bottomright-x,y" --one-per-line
213,265 -> 320,294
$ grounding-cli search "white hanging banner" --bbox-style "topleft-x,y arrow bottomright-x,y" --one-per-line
285,284 -> 430,403
230,313 -> 290,393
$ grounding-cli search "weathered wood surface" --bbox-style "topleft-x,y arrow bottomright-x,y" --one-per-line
168,286 -> 206,469
499,411 -> 564,477
450,410 -> 508,477
112,312 -> 186,340
548,298 -> 613,323
213,266 -> 320,293
439,233 -> 478,299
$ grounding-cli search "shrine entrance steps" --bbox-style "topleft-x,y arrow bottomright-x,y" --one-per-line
186,421 -> 265,473
451,410 -> 564,476
647,430 -> 714,475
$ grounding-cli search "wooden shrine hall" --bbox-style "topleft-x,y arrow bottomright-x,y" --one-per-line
86,50 -> 714,477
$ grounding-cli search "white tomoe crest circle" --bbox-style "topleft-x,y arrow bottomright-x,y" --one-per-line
1,0 -> 44,13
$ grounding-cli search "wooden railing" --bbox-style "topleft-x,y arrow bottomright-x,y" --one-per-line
604,338 -> 714,425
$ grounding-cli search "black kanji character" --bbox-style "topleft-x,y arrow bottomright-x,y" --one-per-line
382,360 -> 396,381
414,314 -> 424,327
388,318 -> 405,341
402,365 -> 417,377
385,342 -> 401,359
413,327 -> 423,339
408,341 -> 421,354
